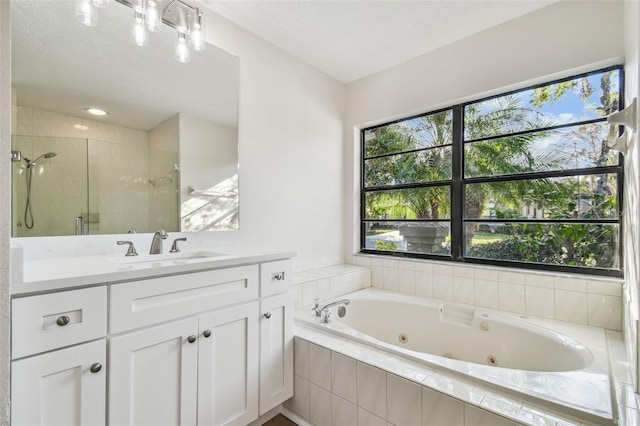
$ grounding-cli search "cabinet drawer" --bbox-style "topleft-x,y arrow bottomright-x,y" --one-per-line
12,286 -> 107,359
260,260 -> 292,297
110,265 -> 259,333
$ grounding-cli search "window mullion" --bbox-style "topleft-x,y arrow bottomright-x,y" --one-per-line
451,105 -> 464,261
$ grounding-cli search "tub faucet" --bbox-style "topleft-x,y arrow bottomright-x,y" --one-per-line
316,299 -> 350,323
150,229 -> 168,254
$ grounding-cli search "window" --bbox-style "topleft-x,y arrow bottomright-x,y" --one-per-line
361,66 -> 623,276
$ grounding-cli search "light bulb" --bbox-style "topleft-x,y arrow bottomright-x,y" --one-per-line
75,0 -> 98,27
92,0 -> 110,8
146,0 -> 161,32
189,12 -> 205,51
131,11 -> 149,47
175,31 -> 191,63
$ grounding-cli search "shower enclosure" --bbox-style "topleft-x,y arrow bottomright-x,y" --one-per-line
11,135 -> 179,237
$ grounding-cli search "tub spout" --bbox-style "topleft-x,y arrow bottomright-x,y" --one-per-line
316,299 -> 350,323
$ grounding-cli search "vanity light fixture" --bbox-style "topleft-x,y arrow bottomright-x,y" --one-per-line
85,107 -> 108,116
175,30 -> 191,63
74,0 -> 206,63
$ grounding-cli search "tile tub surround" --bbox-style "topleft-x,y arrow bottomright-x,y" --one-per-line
289,328 -> 633,426
348,255 -> 623,331
293,264 -> 371,310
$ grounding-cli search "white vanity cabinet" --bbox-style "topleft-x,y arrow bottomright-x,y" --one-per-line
11,287 -> 108,426
259,260 -> 294,415
11,256 -> 293,426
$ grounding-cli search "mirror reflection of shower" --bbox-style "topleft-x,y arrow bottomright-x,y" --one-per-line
22,152 -> 57,229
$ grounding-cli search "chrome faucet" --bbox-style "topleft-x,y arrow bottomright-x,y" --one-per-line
149,229 -> 168,254
315,299 -> 350,323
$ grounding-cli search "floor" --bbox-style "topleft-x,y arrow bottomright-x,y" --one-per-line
263,414 -> 297,426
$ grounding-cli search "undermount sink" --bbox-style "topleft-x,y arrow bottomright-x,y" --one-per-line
110,250 -> 226,265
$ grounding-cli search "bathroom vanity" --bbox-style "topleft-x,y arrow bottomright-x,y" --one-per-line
10,252 -> 294,426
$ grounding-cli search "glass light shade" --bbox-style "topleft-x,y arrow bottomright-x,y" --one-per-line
175,32 -> 191,63
92,0 -> 110,8
188,12 -> 205,51
131,11 -> 149,47
146,0 -> 161,32
75,0 -> 98,27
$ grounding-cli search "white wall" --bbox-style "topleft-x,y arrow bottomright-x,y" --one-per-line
0,1 -> 10,423
345,0 -> 625,257
623,0 -> 640,392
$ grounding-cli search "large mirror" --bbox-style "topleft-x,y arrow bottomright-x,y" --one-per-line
10,0 -> 239,237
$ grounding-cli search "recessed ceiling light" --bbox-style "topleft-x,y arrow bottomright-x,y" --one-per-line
74,124 -> 89,130
85,107 -> 108,116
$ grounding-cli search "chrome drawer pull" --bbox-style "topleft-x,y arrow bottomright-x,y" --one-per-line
187,335 -> 197,343
90,363 -> 102,373
264,312 -> 271,319
272,272 -> 285,281
203,330 -> 211,338
56,315 -> 71,327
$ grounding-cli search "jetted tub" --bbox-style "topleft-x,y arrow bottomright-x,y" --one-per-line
295,288 -> 612,422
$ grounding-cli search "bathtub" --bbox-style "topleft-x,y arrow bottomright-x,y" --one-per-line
295,288 -> 612,422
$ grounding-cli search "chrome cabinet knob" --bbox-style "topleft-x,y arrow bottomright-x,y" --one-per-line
264,312 -> 271,319
203,330 -> 211,338
56,315 -> 70,326
90,363 -> 102,373
187,335 -> 197,343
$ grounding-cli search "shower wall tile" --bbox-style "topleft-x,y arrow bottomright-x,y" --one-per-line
12,106 -> 151,235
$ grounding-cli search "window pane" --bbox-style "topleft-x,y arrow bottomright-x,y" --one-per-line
465,122 -> 618,178
364,146 -> 452,187
364,110 -> 453,157
465,176 -> 618,220
465,222 -> 619,269
464,69 -> 620,140
364,221 -> 450,255
365,187 -> 450,220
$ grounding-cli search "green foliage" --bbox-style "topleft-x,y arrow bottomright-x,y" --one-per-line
374,240 -> 398,251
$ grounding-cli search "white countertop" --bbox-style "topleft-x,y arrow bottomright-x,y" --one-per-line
12,250 -> 296,296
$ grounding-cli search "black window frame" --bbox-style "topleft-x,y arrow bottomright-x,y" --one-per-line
360,65 -> 624,278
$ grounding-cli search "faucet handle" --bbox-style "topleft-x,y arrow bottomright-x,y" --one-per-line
312,298 -> 319,311
117,241 -> 138,257
170,237 -> 187,253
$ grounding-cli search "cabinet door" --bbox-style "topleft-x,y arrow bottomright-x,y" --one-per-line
109,317 -> 198,426
11,339 -> 106,426
259,292 -> 293,415
197,301 -> 259,426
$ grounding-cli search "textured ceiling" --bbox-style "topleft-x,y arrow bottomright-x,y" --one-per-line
201,0 -> 557,83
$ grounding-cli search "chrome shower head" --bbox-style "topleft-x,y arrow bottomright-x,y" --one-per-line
25,152 -> 57,168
